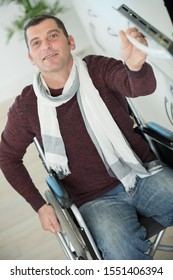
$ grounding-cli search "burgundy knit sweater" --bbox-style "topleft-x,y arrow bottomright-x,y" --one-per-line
0,55 -> 156,212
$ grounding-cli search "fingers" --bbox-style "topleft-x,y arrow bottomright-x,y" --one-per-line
119,30 -> 127,41
38,203 -> 61,233
119,27 -> 147,71
119,30 -> 129,47
49,209 -> 62,233
126,27 -> 148,46
119,28 -> 147,46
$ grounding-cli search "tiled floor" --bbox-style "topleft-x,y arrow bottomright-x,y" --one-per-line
0,98 -> 173,260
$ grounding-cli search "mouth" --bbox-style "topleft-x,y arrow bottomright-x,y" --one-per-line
43,53 -> 58,61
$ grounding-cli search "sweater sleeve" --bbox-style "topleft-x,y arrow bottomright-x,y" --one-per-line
0,97 -> 46,212
122,62 -> 157,97
84,55 -> 157,98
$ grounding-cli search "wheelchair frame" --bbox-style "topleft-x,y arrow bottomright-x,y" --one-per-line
33,99 -> 173,259
34,137 -> 102,260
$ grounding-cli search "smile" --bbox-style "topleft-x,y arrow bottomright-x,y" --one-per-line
43,53 -> 58,61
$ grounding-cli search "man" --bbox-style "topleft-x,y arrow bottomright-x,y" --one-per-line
0,15 -> 173,260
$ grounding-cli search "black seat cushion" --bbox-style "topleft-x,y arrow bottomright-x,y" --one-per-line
138,215 -> 165,239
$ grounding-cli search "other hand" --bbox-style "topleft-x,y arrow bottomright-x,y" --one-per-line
38,203 -> 61,233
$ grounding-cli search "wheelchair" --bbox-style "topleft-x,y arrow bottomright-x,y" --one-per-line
34,99 -> 173,260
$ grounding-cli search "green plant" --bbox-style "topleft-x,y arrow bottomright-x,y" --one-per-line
0,0 -> 66,42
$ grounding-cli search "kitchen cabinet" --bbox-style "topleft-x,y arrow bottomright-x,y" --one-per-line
72,0 -> 173,79
71,0 -> 121,58
71,0 -> 173,131
130,65 -> 173,131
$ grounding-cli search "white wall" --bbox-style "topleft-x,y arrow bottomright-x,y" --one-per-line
0,0 -> 91,103
0,3 -> 32,103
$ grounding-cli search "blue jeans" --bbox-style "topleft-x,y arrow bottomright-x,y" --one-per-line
79,164 -> 173,260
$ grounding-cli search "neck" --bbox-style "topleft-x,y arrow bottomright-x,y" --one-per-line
41,59 -> 73,89
42,72 -> 69,89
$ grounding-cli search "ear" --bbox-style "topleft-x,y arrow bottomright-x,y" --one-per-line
68,35 -> 76,50
28,52 -> 35,66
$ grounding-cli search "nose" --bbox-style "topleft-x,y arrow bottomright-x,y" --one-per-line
42,39 -> 52,51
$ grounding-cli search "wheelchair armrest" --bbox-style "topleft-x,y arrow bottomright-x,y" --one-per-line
46,174 -> 73,209
142,122 -> 173,149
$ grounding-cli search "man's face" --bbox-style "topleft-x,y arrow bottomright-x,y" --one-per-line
27,19 -> 75,74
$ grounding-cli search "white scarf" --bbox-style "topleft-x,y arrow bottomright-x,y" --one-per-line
33,55 -> 162,191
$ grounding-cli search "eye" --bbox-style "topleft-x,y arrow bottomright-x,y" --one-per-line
49,33 -> 58,40
32,40 -> 40,48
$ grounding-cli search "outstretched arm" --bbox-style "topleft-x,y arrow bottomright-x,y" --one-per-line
119,27 -> 148,71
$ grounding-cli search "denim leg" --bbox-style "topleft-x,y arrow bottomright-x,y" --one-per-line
134,164 -> 173,227
79,164 -> 173,259
79,184 -> 152,260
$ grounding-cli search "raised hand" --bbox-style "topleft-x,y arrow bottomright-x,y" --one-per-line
119,27 -> 148,71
